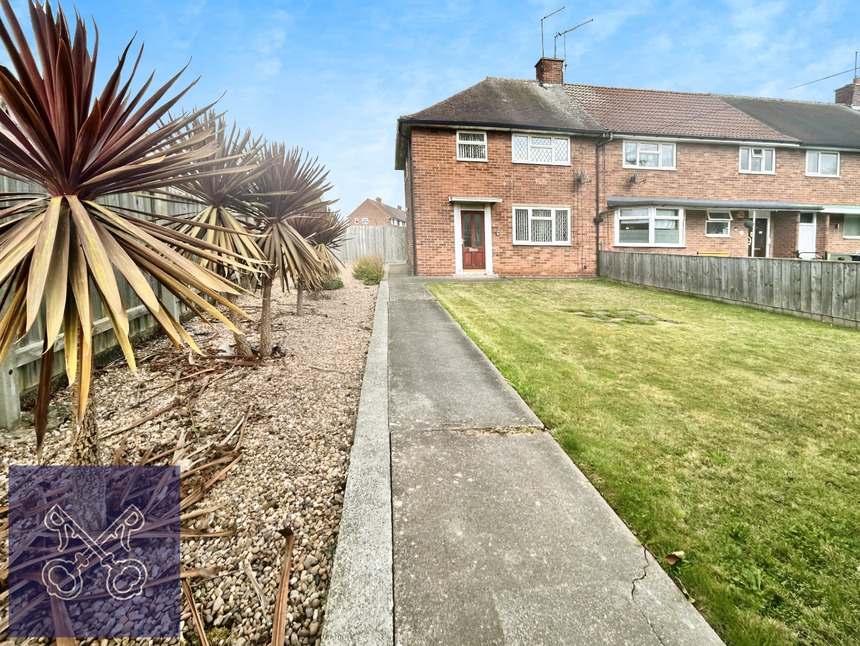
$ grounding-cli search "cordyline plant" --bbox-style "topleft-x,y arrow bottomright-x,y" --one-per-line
286,209 -> 347,315
245,143 -> 334,357
0,0 -> 250,481
165,110 -> 271,356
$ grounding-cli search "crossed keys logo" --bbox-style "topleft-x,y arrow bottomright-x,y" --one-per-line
41,504 -> 148,601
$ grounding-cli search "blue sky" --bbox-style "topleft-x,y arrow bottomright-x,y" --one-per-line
4,1 -> 860,216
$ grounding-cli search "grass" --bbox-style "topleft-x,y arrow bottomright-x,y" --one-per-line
427,279 -> 860,646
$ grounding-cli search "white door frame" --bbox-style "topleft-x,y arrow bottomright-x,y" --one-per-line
453,202 -> 494,275
750,210 -> 771,257
798,212 -> 817,259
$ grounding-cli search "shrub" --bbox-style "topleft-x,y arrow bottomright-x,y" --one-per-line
323,276 -> 344,290
352,255 -> 384,285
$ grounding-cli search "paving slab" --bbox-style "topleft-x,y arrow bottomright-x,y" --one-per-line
391,429 -> 724,646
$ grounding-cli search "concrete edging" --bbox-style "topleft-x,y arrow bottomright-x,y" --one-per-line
321,276 -> 393,645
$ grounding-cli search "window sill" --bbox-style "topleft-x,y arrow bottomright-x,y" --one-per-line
704,234 -> 731,238
512,241 -> 573,247
739,170 -> 776,175
457,158 -> 489,163
805,173 -> 840,178
612,244 -> 686,248
621,165 -> 677,171
512,160 -> 571,167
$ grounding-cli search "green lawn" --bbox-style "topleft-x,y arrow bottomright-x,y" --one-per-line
428,279 -> 860,646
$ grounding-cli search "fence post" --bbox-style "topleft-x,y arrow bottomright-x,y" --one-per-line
0,346 -> 21,429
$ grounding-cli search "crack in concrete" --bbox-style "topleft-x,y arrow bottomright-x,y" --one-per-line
630,546 -> 668,646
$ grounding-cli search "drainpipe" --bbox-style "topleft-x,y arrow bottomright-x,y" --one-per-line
594,133 -> 614,276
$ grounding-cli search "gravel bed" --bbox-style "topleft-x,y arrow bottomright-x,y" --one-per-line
1,268 -> 379,645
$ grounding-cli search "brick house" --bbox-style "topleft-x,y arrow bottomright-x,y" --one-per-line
347,197 -> 406,227
395,58 -> 860,276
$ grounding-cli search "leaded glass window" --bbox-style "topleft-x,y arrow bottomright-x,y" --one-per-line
512,134 -> 570,165
512,207 -> 571,244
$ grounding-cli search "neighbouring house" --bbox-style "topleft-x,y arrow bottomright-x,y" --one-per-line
347,197 -> 407,227
395,57 -> 860,276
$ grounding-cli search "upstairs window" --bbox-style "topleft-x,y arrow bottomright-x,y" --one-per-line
513,206 -> 570,245
806,151 -> 839,177
457,131 -> 488,161
623,141 -> 676,169
616,207 -> 684,246
739,147 -> 774,174
362,218 -> 369,224
706,211 -> 732,237
512,134 -> 570,165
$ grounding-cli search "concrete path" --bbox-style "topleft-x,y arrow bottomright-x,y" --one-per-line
324,264 -> 725,646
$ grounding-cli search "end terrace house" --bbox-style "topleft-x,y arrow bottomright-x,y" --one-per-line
394,57 -> 860,276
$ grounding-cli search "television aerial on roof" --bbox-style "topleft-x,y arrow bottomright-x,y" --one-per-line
555,19 -> 594,71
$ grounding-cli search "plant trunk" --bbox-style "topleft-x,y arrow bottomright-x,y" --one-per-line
227,292 -> 253,358
260,275 -> 273,359
70,329 -> 106,534
296,284 -> 305,317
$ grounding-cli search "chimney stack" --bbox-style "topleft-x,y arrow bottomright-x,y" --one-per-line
535,57 -> 564,85
835,78 -> 860,108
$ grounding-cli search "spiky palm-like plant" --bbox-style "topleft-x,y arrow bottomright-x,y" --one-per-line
286,209 -> 347,315
245,144 -> 334,357
0,1 -> 249,475
167,111 -> 271,356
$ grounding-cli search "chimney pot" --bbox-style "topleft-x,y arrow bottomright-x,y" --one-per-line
535,57 -> 564,85
376,197 -> 382,202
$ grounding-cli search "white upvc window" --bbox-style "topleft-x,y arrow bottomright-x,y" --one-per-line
706,211 -> 732,237
844,214 -> 860,238
513,206 -> 570,245
806,151 -> 839,177
615,207 -> 684,246
362,218 -> 369,224
457,131 -> 488,161
739,147 -> 774,174
354,218 -> 358,224
512,133 -> 570,165
623,141 -> 676,169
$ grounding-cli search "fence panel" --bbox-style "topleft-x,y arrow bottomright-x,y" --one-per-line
599,251 -> 860,328
339,226 -> 407,263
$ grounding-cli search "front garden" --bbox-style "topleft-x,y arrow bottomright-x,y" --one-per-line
429,279 -> 860,646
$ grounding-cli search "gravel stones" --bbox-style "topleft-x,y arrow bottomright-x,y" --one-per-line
0,270 -> 378,646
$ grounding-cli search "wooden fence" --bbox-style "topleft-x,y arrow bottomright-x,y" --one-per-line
598,251 -> 860,329
338,225 -> 407,263
0,179 -> 195,429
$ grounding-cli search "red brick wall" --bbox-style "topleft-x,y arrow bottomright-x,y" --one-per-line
407,127 -> 860,275
409,128 -> 598,276
819,215 -> 860,255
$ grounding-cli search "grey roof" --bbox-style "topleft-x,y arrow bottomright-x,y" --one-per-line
607,196 -> 824,211
716,95 -> 860,148
401,77 -> 602,132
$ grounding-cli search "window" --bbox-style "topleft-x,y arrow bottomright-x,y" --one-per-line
354,218 -> 358,224
623,141 -> 676,169
616,207 -> 684,246
739,147 -> 774,173
513,206 -> 570,245
362,218 -> 368,224
706,211 -> 732,237
806,151 -> 839,177
512,134 -> 570,165
845,215 -> 860,238
457,131 -> 487,161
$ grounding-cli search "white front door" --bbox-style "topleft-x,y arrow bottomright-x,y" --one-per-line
798,213 -> 817,259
